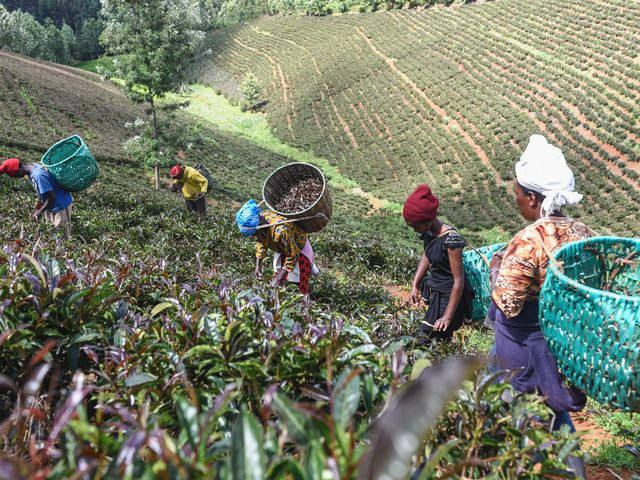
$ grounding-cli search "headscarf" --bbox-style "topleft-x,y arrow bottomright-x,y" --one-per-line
516,135 -> 583,216
0,158 -> 21,177
403,184 -> 439,224
170,164 -> 183,179
235,199 -> 262,236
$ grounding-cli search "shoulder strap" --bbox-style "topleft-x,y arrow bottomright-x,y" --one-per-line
424,227 -> 454,251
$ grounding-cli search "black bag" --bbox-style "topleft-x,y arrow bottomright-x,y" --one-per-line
195,163 -> 214,193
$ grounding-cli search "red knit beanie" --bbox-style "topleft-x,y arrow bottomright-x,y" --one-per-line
403,184 -> 439,224
170,164 -> 183,178
0,158 -> 21,177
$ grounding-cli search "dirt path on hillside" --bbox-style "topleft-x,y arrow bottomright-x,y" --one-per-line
587,466 -> 634,480
0,50 -> 122,96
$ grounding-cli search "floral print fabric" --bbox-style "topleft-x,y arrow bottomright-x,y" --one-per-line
492,216 -> 594,318
256,211 -> 308,272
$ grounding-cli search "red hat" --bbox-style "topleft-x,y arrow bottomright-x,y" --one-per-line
170,164 -> 183,178
403,184 -> 439,224
0,158 -> 21,177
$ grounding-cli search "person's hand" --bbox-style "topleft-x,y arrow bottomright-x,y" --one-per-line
270,269 -> 288,288
32,210 -> 42,222
432,315 -> 452,332
411,285 -> 422,305
490,250 -> 505,270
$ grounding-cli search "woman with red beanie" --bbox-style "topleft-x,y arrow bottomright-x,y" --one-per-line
403,184 -> 472,341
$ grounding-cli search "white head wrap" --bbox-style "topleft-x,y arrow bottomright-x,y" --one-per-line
515,134 -> 583,216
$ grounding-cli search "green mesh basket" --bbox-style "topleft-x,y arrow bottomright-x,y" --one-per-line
463,243 -> 506,321
41,135 -> 98,192
540,237 -> 640,411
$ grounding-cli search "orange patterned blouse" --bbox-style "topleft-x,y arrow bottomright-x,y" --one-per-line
492,216 -> 595,318
255,211 -> 308,272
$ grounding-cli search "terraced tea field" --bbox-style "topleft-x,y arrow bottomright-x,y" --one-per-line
198,0 -> 640,236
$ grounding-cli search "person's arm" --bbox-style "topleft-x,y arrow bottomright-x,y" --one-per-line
432,247 -> 464,331
255,256 -> 263,279
489,247 -> 506,291
255,239 -> 266,278
411,253 -> 430,305
33,191 -> 55,221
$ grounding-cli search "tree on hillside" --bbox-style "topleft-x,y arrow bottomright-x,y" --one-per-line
0,6 -> 75,63
77,18 -> 103,60
100,0 -> 204,188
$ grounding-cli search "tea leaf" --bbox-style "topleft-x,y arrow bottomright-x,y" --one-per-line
231,406 -> 266,480
333,368 -> 361,429
151,301 -> 175,317
124,372 -> 158,387
358,356 -> 481,480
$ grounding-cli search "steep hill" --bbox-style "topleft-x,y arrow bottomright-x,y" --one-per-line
197,0 -> 640,236
0,50 -> 417,279
1,48 -> 639,478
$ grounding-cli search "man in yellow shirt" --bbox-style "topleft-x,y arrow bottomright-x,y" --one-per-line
170,163 -> 208,216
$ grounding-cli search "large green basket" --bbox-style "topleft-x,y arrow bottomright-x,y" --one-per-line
41,135 -> 98,192
540,237 -> 640,411
463,243 -> 506,321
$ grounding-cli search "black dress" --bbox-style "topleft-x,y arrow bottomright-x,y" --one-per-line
420,230 -> 473,341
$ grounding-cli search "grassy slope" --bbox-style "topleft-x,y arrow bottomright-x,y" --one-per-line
1,50 -> 638,472
195,0 -> 640,238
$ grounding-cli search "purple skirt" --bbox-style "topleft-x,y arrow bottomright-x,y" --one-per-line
492,300 -> 586,412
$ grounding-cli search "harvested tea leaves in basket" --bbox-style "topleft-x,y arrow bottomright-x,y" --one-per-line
275,178 -> 323,213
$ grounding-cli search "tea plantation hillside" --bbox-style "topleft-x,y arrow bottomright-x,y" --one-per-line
197,0 -> 640,237
0,48 -> 418,267
1,44 -> 640,478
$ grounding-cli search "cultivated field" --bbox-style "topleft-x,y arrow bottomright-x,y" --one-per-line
198,0 -> 640,236
1,26 -> 640,477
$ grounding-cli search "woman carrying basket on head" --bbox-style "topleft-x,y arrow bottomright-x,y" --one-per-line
403,184 -> 473,342
490,135 -> 595,478
236,200 -> 318,297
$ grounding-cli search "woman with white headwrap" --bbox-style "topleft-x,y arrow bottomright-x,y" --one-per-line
490,135 -> 595,479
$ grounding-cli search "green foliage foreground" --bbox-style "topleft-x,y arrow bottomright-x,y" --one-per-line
0,188 -> 584,478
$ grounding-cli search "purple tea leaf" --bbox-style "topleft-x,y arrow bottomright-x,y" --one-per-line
22,363 -> 51,408
116,430 -> 148,469
47,373 -> 95,446
392,348 -> 408,380
358,357 -> 482,480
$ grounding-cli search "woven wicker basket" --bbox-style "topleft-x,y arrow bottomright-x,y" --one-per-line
262,163 -> 332,233
540,237 -> 640,411
463,243 -> 506,321
41,135 -> 98,192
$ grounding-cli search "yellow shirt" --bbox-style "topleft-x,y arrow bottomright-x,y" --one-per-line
173,166 -> 207,200
256,211 -> 308,272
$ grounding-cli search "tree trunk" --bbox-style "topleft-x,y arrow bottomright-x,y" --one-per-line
155,165 -> 160,191
151,97 -> 160,190
150,97 -> 158,139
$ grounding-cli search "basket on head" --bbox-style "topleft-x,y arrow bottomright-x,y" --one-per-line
463,243 -> 506,321
540,237 -> 640,411
262,162 -> 332,233
41,135 -> 98,192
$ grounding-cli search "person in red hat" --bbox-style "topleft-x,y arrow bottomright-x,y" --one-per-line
169,151 -> 208,216
1,157 -> 74,239
403,184 -> 472,341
